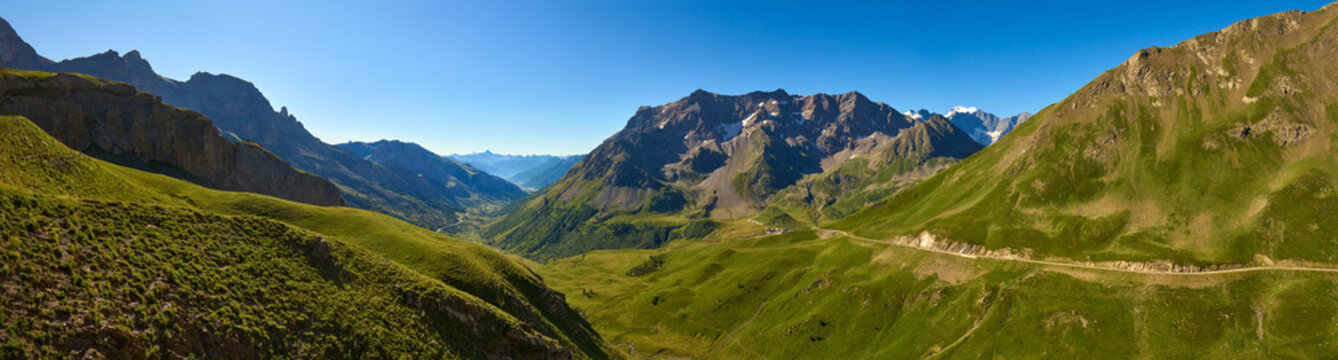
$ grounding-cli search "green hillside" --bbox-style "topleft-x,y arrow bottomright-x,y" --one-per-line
833,5 -> 1338,266
0,115 -> 612,358
527,4 -> 1338,359
540,230 -> 1338,359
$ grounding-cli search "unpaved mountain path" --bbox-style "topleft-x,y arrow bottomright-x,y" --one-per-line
820,229 -> 1338,276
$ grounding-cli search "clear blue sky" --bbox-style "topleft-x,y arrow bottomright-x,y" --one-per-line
5,0 -> 1332,155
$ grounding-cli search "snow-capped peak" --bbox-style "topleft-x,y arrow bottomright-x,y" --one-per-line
948,106 -> 980,116
902,110 -> 923,120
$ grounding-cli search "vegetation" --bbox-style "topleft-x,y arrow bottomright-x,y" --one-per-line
831,6 -> 1338,265
541,230 -> 1338,359
0,115 -> 612,358
486,199 -> 718,261
528,6 -> 1338,360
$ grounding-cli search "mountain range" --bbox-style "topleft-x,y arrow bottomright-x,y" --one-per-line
904,106 -> 1033,145
449,151 -> 586,191
5,2 -> 1338,359
486,89 -> 983,259
0,17 -> 522,229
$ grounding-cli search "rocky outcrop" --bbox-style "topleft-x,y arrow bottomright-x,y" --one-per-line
0,69 -> 344,206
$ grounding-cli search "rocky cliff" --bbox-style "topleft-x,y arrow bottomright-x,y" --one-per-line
0,68 -> 343,206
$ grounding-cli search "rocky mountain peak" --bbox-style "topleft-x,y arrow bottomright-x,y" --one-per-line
0,18 -> 51,70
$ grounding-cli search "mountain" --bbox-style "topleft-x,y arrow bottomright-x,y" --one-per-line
0,114 -> 612,358
904,107 -> 1033,145
0,17 -> 516,229
0,68 -> 343,206
450,151 -> 558,179
757,115 -> 982,226
337,140 -> 525,212
510,155 -> 585,191
833,4 -> 1338,265
449,151 -> 586,190
487,89 -> 982,259
534,5 -> 1338,359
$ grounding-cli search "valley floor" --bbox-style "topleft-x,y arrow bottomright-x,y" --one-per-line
539,225 -> 1338,359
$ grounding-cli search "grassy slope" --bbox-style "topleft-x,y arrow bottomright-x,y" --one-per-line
831,6 -> 1338,265
540,230 -> 1338,359
0,115 -> 612,358
110,166 -> 613,358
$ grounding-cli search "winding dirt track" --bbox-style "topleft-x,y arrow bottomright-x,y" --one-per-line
822,229 -> 1338,276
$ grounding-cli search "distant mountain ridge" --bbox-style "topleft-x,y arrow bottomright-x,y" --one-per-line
449,151 -> 585,191
903,106 -> 1033,145
488,89 -> 982,259
337,140 -> 526,210
0,17 -> 523,228
510,155 -> 585,191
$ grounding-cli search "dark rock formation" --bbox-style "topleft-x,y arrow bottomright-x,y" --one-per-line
0,69 -> 344,206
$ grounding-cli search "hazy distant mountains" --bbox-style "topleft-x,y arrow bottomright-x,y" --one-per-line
449,151 -> 584,191
903,106 -> 1032,145
0,17 -> 523,228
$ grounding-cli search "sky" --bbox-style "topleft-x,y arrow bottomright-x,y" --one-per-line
4,0 -> 1333,155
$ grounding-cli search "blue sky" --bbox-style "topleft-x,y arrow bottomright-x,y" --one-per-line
5,0 -> 1332,155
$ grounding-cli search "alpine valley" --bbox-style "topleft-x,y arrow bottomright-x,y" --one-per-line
3,2 -> 1338,360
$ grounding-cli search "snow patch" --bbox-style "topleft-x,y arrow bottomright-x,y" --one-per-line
948,106 -> 980,116
742,111 -> 758,126
987,130 -> 1004,143
903,110 -> 923,120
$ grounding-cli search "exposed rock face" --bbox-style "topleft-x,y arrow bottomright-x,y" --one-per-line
764,114 -> 984,225
0,17 -> 522,228
0,70 -> 344,206
489,89 -> 983,259
566,89 -> 928,212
